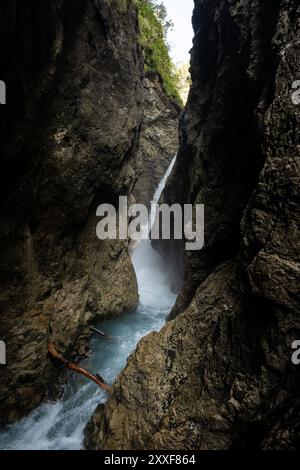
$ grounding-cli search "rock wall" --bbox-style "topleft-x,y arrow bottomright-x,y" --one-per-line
0,0 -> 143,424
133,74 -> 180,207
85,0 -> 300,450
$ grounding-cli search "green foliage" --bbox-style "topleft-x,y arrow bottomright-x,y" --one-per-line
137,0 -> 183,107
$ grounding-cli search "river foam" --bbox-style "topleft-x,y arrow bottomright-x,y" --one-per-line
0,158 -> 177,450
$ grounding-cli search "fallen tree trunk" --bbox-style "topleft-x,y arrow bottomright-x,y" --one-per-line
48,342 -> 111,393
91,327 -> 112,341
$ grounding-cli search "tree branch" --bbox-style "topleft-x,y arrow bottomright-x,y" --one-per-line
91,327 -> 112,341
48,342 -> 111,393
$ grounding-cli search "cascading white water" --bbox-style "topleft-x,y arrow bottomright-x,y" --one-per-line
0,158 -> 177,450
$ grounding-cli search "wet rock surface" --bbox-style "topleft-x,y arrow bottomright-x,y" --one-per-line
133,75 -> 180,207
0,0 -> 143,424
0,0 -> 182,426
85,0 -> 300,450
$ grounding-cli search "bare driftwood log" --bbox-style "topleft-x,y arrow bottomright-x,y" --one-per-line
91,327 -> 112,341
48,342 -> 111,393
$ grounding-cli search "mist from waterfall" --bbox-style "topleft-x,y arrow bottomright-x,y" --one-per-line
0,158 -> 177,450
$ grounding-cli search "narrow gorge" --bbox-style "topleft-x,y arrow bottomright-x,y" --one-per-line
0,0 -> 179,426
0,0 -> 299,453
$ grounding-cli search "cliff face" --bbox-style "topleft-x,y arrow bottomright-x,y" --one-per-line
0,0 -> 143,424
133,74 -> 180,207
85,0 -> 300,450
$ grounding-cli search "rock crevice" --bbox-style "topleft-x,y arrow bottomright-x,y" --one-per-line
84,0 -> 300,450
0,0 -> 180,425
0,0 -> 179,424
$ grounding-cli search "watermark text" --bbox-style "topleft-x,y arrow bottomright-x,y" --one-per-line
96,197 -> 204,251
292,340 -> 300,365
0,340 -> 6,365
291,80 -> 300,105
0,80 -> 6,105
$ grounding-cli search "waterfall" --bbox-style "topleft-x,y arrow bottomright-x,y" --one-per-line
0,158 -> 177,450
